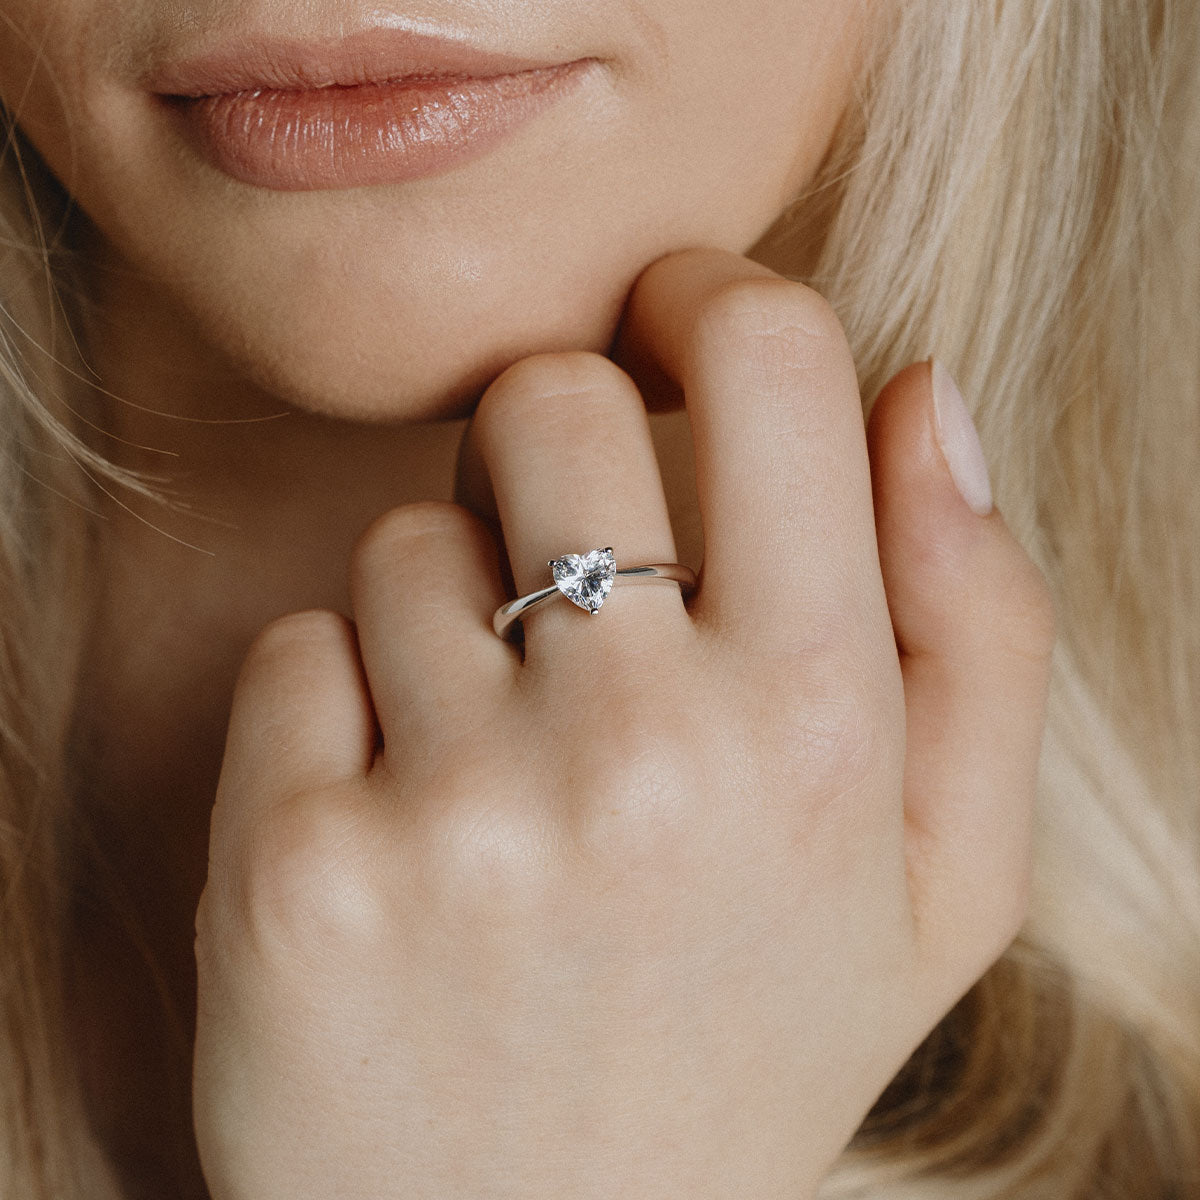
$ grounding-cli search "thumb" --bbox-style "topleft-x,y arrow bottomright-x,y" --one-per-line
867,359 -> 1057,1006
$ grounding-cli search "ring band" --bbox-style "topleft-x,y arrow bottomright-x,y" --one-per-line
492,547 -> 696,640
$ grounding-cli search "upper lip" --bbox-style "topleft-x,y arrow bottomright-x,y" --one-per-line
143,27 -> 582,97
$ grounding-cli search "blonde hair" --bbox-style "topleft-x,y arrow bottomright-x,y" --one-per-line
3,1 -> 1199,1195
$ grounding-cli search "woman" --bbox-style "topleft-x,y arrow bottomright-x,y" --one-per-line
1,0 -> 1197,1196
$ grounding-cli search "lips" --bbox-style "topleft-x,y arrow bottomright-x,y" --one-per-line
146,29 -> 596,191
143,27 -> 584,97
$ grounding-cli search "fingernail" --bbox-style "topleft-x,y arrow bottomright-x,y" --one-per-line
930,359 -> 993,517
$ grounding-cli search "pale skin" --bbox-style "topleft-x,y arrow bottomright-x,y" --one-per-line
3,1 -> 1055,1197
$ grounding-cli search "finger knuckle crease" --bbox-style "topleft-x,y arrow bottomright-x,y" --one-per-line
244,610 -> 348,670
241,795 -> 380,956
352,502 -> 476,573
481,351 -> 631,427
696,278 -> 842,364
420,798 -> 560,908
566,736 -> 694,862
797,695 -> 879,791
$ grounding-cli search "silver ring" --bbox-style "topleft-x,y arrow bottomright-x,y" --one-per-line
492,547 -> 696,641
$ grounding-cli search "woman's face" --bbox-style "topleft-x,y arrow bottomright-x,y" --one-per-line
1,1 -> 867,421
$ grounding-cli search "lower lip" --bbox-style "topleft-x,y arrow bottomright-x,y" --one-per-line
161,61 -> 590,191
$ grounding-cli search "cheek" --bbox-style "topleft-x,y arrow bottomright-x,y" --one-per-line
641,0 -> 863,207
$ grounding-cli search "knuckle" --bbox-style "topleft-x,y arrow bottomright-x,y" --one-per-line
350,501 -> 481,585
415,789 -> 563,914
770,633 -> 901,765
782,685 -> 883,801
237,791 -> 384,960
571,751 -> 692,864
477,350 -> 634,432
354,500 -> 477,562
751,648 -> 904,837
764,589 -> 865,665
693,276 -> 846,374
241,609 -> 349,677
558,688 -> 700,862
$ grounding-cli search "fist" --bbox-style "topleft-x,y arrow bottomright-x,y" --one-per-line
192,248 -> 1055,1200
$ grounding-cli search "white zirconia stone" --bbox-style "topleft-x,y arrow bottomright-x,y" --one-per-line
550,548 -> 616,614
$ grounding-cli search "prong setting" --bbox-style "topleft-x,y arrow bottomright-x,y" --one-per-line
549,548 -> 617,614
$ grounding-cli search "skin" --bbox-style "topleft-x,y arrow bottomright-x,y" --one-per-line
2,1 -> 1057,1197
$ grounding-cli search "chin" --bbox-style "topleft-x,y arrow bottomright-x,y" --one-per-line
234,318 -> 618,426
167,235 -> 648,425
235,295 -> 626,425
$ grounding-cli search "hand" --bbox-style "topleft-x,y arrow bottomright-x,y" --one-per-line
192,247 -> 1056,1199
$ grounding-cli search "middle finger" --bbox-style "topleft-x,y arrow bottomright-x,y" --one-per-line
612,247 -> 893,662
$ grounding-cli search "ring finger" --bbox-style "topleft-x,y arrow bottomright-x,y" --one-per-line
458,350 -> 689,668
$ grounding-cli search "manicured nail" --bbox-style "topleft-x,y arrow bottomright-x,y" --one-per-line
930,359 -> 993,517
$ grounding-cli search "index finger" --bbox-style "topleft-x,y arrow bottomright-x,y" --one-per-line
611,247 -> 891,657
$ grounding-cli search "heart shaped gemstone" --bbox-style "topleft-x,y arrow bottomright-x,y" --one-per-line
550,548 -> 616,614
